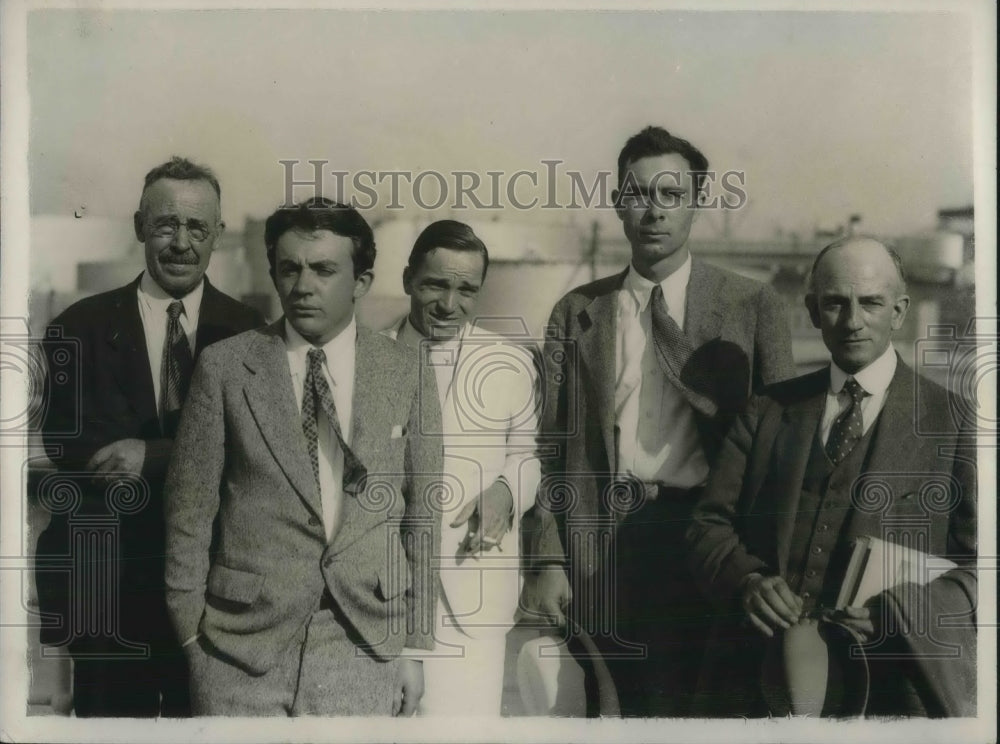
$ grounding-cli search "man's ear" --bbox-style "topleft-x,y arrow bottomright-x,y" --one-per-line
402,266 -> 414,296
353,270 -> 374,301
805,294 -> 821,329
133,211 -> 145,242
612,190 -> 625,222
890,294 -> 910,331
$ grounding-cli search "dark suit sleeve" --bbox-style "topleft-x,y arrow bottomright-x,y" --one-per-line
41,314 -> 118,472
686,395 -> 771,608
753,284 -> 795,390
400,363 -> 442,651
524,299 -> 572,567
163,347 -> 227,643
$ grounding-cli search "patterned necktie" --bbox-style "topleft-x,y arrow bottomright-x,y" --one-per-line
301,348 -> 367,495
825,377 -> 868,464
161,300 -> 194,437
649,284 -> 716,416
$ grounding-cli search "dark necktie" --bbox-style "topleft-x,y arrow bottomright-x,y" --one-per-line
301,348 -> 367,495
161,300 -> 194,437
825,377 -> 868,464
649,284 -> 717,417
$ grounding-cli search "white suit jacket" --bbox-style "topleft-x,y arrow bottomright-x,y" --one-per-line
384,318 -> 541,638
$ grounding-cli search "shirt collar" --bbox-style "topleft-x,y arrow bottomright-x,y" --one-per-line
137,271 -> 204,319
830,343 -> 897,397
622,253 -> 692,314
396,315 -> 465,358
284,316 -> 357,370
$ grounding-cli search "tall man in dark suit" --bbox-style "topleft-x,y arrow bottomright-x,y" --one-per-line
164,198 -> 441,716
685,237 -> 977,716
36,156 -> 264,716
523,126 -> 795,716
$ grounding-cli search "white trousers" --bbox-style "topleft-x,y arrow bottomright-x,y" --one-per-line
419,601 -> 508,717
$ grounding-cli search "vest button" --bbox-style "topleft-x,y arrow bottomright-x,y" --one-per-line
802,591 -> 811,599
812,546 -> 823,554
806,570 -> 817,578
817,524 -> 829,532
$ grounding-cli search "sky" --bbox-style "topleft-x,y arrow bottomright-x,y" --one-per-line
25,6 -> 977,241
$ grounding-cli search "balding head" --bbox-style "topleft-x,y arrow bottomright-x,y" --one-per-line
805,236 -> 911,374
808,236 -> 906,296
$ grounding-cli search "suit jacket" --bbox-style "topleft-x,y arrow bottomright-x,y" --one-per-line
36,275 -> 263,646
163,321 -> 443,676
530,259 -> 795,573
384,319 -> 542,636
685,360 -> 977,716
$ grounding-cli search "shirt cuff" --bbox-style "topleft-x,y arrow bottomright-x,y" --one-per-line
181,633 -> 201,648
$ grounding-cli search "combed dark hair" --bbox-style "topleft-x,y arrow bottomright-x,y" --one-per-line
407,220 -> 489,278
617,126 -> 710,195
264,196 -> 376,278
140,156 -> 221,204
806,235 -> 908,295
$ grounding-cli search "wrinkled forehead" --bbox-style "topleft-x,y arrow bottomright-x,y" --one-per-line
813,244 -> 903,295
140,178 -> 221,219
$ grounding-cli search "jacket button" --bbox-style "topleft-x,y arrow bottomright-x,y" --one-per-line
308,516 -> 321,527
323,556 -> 334,568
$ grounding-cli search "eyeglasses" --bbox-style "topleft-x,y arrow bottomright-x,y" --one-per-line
149,219 -> 214,243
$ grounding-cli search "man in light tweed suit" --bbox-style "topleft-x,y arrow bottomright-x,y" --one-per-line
164,198 -> 442,716
523,126 -> 795,716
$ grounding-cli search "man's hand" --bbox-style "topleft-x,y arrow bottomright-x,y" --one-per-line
393,658 -> 423,716
741,573 -> 803,637
832,605 -> 876,641
86,439 -> 148,479
517,565 -> 571,627
85,438 -> 174,481
450,479 -> 513,555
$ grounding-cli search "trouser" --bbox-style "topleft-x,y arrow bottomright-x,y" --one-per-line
577,486 -> 711,717
188,597 -> 399,716
419,600 -> 509,716
71,630 -> 190,717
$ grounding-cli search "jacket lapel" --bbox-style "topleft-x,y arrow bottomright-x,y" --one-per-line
772,372 -> 828,572
242,321 -> 322,518
684,259 -> 726,346
194,277 -> 236,355
332,326 -> 404,554
577,271 -> 624,474
105,276 -> 158,427
861,358 -> 917,474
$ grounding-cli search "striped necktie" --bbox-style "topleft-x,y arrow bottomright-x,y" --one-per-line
161,300 -> 193,437
301,347 -> 367,495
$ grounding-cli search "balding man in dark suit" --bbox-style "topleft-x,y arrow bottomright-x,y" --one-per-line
686,237 -> 977,717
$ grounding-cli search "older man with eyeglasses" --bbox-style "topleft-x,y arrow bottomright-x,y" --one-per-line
35,156 -> 264,717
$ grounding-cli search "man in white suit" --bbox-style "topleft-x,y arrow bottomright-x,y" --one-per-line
384,220 -> 541,716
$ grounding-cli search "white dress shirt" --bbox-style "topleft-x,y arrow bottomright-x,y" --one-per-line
614,255 -> 709,488
285,318 -> 356,544
136,272 -> 203,425
820,343 -> 898,445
